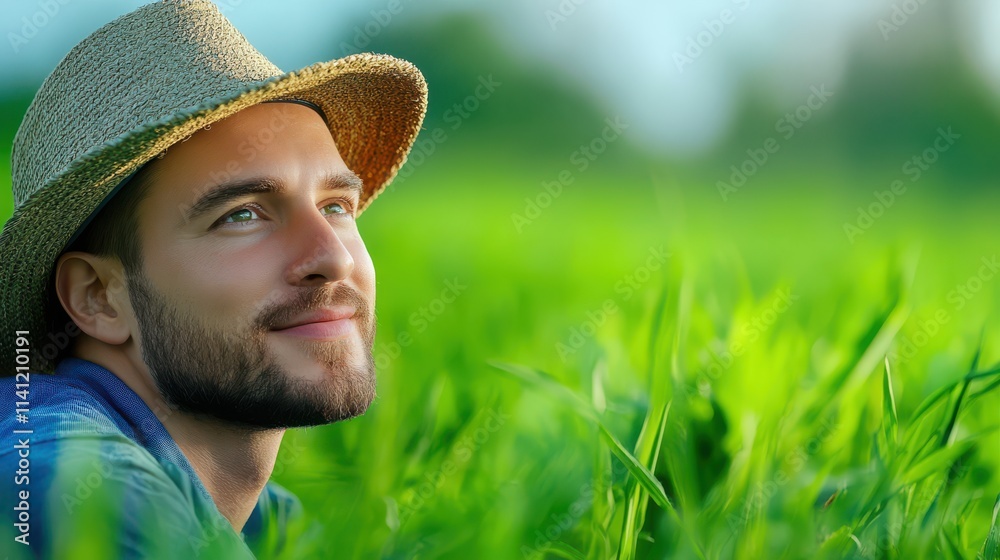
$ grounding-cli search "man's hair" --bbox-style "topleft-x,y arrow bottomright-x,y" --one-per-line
45,160 -> 159,366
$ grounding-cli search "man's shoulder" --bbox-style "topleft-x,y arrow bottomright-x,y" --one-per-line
0,435 -> 251,559
0,413 -> 252,558
0,369 -> 204,514
0,372 -> 192,518
0,369 -> 126,445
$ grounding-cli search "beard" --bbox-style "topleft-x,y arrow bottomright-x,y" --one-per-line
124,267 -> 377,429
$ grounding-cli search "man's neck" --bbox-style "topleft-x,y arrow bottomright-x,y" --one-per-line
169,416 -> 284,531
75,342 -> 283,532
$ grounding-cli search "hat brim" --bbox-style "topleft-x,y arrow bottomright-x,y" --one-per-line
0,52 -> 427,373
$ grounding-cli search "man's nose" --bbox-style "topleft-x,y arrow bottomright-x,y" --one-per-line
283,209 -> 354,286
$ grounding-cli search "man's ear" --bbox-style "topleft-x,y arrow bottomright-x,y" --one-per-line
54,252 -> 132,345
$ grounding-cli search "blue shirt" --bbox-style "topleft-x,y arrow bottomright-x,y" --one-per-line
0,358 -> 303,559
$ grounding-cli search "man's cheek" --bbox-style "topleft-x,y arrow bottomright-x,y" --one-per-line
173,264 -> 265,320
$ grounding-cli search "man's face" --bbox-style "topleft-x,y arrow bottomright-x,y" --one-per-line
123,102 -> 377,429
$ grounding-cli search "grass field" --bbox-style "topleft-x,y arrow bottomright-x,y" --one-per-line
1,118 -> 998,559
1,1 -> 998,556
240,147 -> 1000,559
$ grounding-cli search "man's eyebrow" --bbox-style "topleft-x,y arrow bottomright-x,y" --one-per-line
184,178 -> 283,223
183,172 -> 364,223
326,171 -> 364,194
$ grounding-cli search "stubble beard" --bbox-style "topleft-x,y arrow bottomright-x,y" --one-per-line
125,267 -> 377,429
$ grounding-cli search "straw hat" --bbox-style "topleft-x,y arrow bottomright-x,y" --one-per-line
1,0 -> 428,373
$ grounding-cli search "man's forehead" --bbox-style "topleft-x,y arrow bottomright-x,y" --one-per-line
200,102 -> 331,148
134,102 -> 354,222
156,104 -> 339,175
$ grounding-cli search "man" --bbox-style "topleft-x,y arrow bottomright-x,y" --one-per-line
0,1 -> 426,558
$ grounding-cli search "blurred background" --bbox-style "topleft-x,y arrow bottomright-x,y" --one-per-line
2,1 -> 998,559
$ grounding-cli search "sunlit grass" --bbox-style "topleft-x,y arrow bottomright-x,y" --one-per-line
264,157 -> 999,559
2,136 -> 996,558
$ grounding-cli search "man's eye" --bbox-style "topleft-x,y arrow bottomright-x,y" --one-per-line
321,202 -> 349,216
222,207 -> 260,224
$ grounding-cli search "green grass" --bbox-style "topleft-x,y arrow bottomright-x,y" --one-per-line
2,138 -> 997,558
257,154 -> 1000,559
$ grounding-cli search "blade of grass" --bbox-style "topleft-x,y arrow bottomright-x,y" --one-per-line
489,362 -> 598,423
979,493 -> 1000,560
940,531 -> 965,560
490,360 -> 701,556
898,437 -> 978,489
799,300 -> 909,428
617,479 -> 644,560
490,358 -> 676,512
540,541 -> 588,560
599,423 -> 672,513
616,401 -> 673,560
968,375 -> 1000,405
966,364 -> 1000,381
619,283 -> 686,560
939,347 -> 980,448
881,357 -> 899,459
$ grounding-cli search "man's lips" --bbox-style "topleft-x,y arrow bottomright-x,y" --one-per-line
270,306 -> 357,339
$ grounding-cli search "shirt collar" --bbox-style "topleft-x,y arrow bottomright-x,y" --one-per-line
55,357 -> 214,502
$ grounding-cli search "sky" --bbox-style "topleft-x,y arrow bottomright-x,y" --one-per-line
3,0 -> 999,156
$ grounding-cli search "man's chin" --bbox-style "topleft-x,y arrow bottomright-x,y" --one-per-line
282,380 -> 376,428
267,334 -> 371,378
275,354 -> 377,420
209,374 -> 377,429
155,339 -> 377,429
